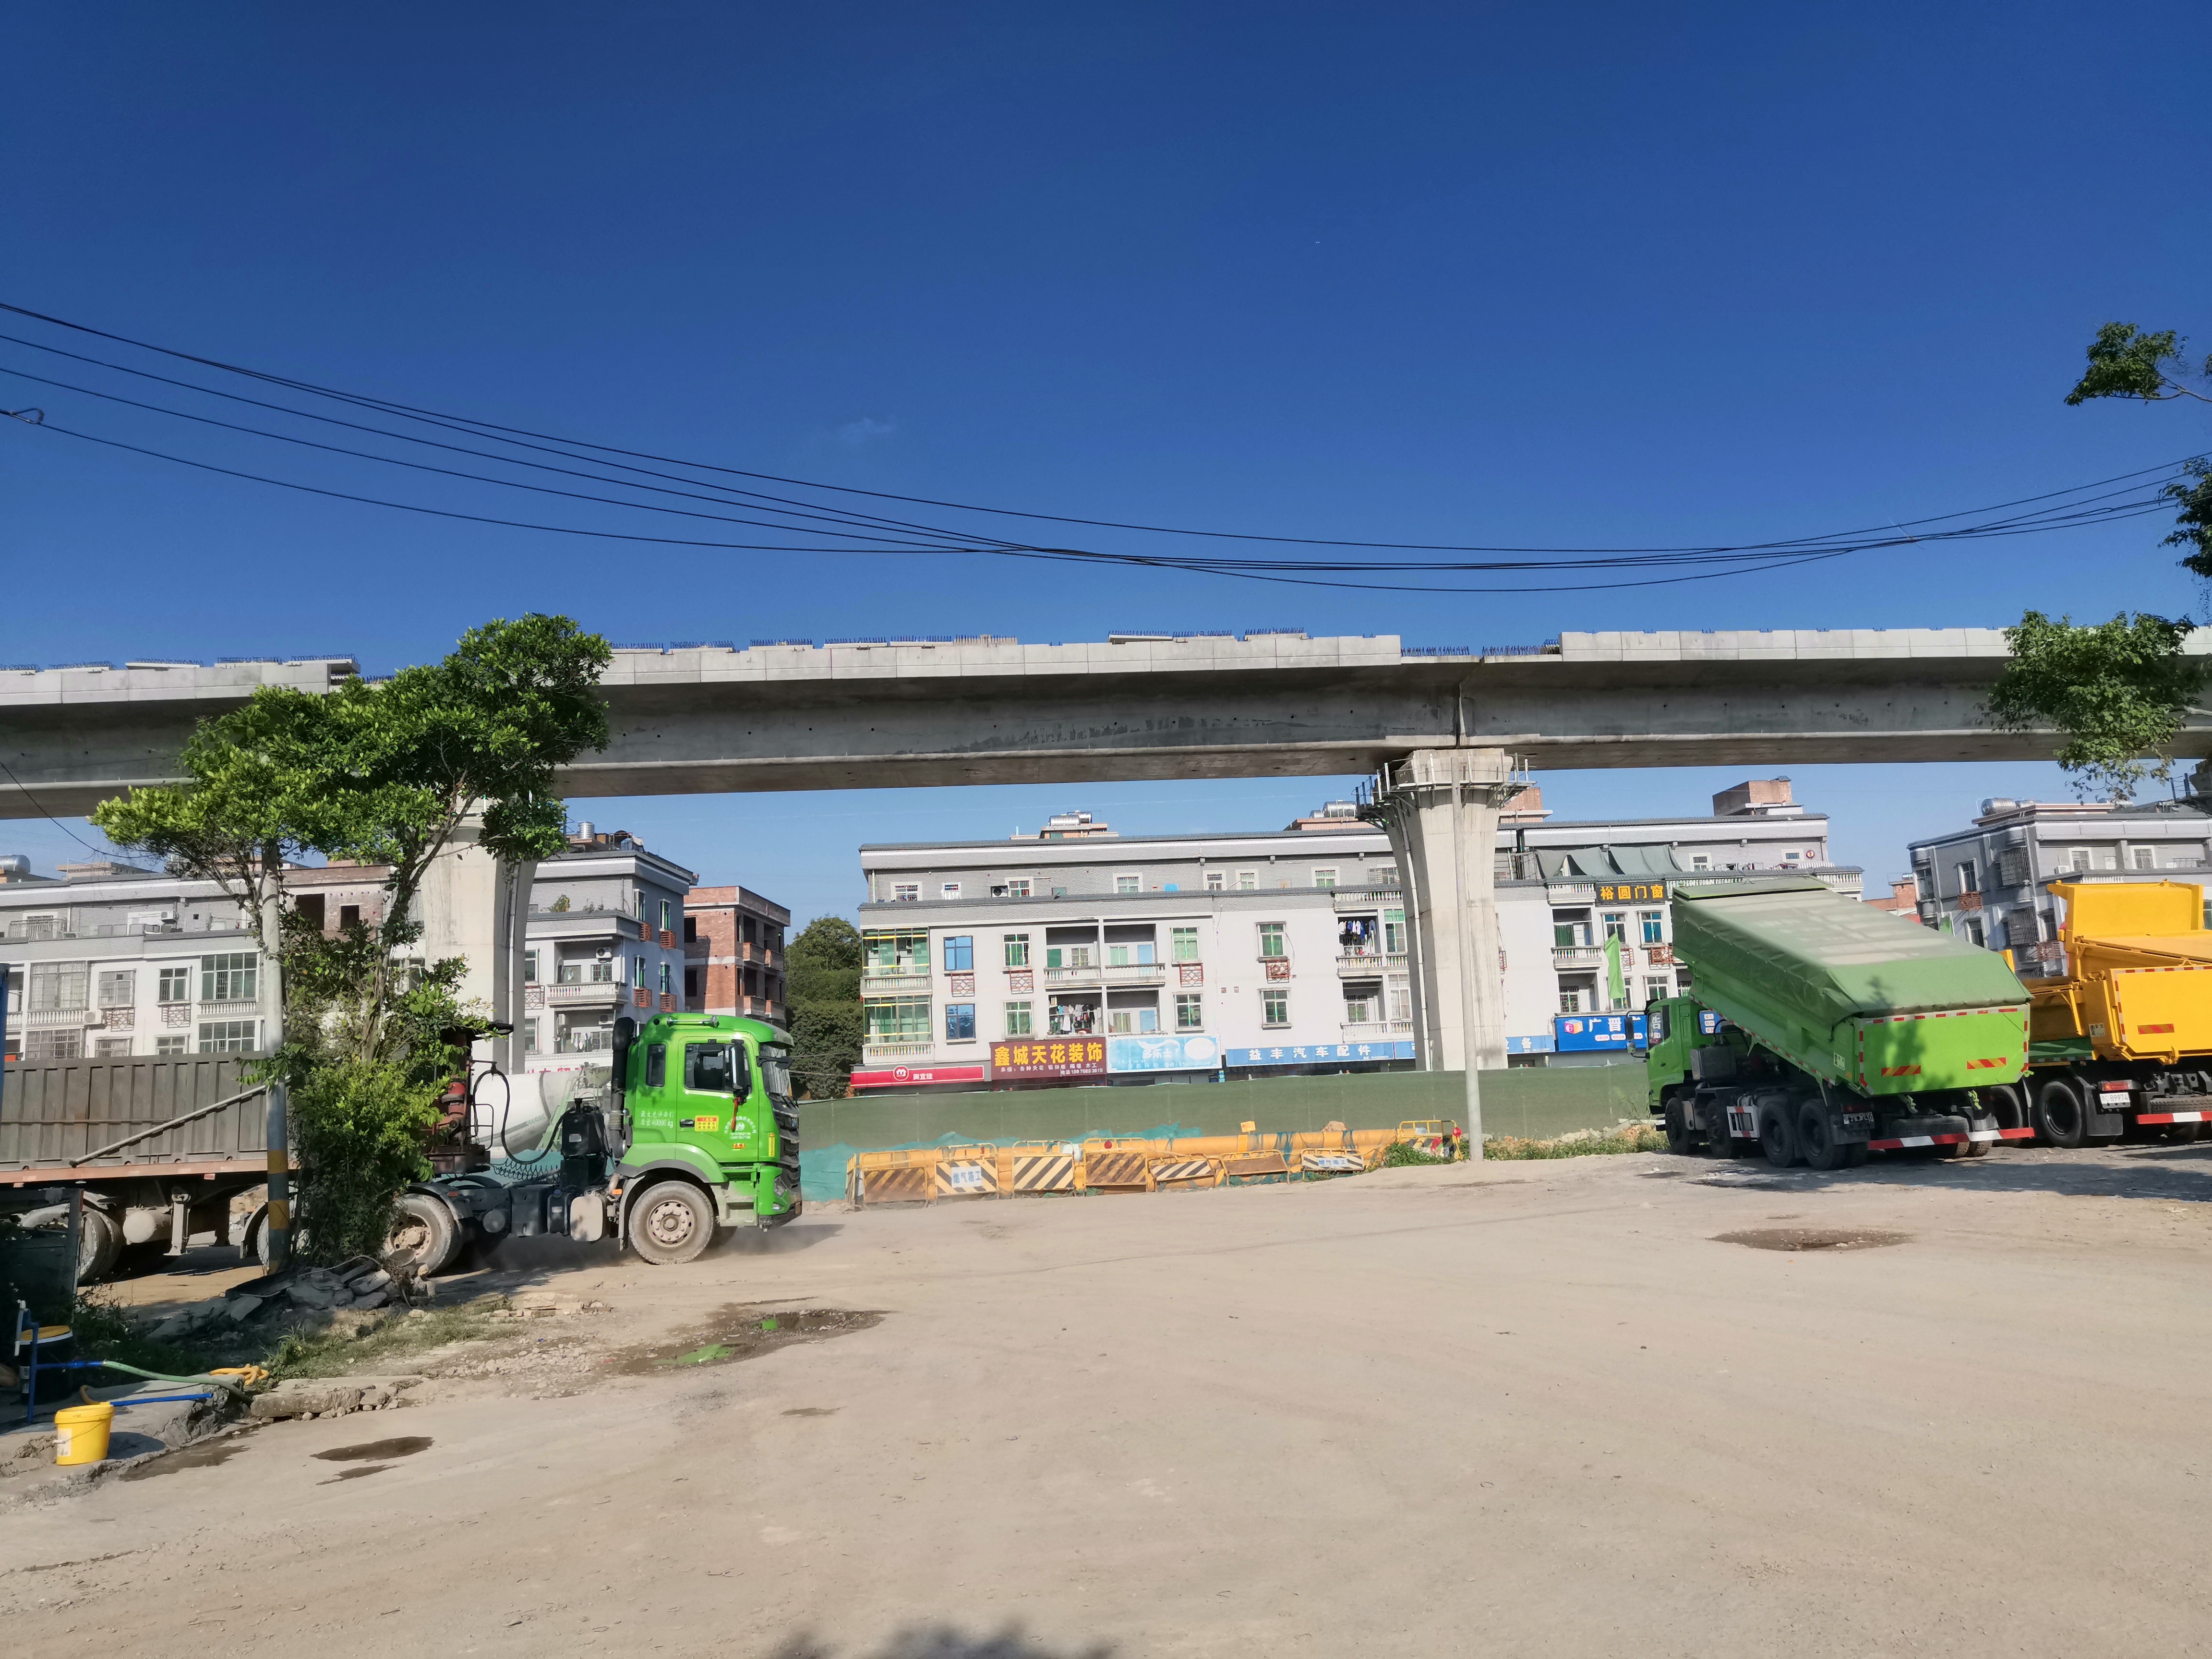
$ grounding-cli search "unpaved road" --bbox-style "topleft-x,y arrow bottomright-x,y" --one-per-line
8,1144 -> 2212,1658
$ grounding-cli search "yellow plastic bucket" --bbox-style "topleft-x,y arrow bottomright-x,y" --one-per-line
53,1402 -> 114,1466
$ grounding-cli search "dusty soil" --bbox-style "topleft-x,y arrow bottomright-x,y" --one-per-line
6,1142 -> 2212,1657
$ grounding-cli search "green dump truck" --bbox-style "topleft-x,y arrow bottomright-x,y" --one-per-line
385,1010 -> 801,1274
1644,878 -> 2032,1169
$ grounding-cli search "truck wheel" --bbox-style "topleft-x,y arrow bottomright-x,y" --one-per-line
2037,1080 -> 2089,1149
385,1191 -> 461,1277
1797,1103 -> 1855,1172
76,1206 -> 124,1284
1664,1100 -> 1693,1156
1757,1104 -> 1798,1169
628,1181 -> 716,1266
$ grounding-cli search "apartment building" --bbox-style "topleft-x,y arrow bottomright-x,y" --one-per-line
851,784 -> 1858,1090
1,861 -> 276,1061
1907,797 -> 2212,968
519,826 -> 697,1067
682,886 -> 789,1023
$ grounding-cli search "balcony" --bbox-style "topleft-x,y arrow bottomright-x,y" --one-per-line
197,1000 -> 260,1021
1332,890 -> 1398,912
554,1027 -> 612,1054
24,1007 -> 96,1029
1552,947 -> 1606,968
1043,963 -> 1103,989
1546,883 -> 1597,904
1102,962 -> 1166,987
1335,952 -> 1388,978
860,969 -> 931,995
541,981 -> 624,1007
864,1040 -> 934,1063
1341,1019 -> 1415,1037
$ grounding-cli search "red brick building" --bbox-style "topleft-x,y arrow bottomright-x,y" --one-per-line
683,885 -> 789,1023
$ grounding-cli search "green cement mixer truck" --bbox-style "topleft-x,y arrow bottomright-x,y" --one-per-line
1643,878 -> 2033,1169
385,1010 -> 801,1275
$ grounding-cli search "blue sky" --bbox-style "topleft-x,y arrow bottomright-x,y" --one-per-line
6,3 -> 2210,922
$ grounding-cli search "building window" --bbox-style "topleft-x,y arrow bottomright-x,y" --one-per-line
1553,914 -> 1590,949
1601,912 -> 1627,942
943,936 -> 974,972
1107,940 -> 1156,967
1955,861 -> 1979,895
1205,870 -> 1226,891
156,1035 -> 187,1056
1171,926 -> 1201,962
30,962 -> 89,1012
1115,874 -> 1142,895
864,997 -> 932,1041
1257,922 -> 1287,960
1963,917 -> 1985,948
1175,992 -> 1203,1030
198,1020 -> 257,1053
2067,847 -> 2091,873
1383,910 -> 1406,954
1372,865 -> 1399,887
1644,976 -> 1672,1006
1638,911 -> 1664,945
522,1019 -> 541,1055
339,903 -> 361,928
157,963 -> 192,1004
2132,846 -> 2156,871
1344,986 -> 1379,1023
863,930 -> 930,972
946,1003 -> 976,1041
1691,854 -> 1711,871
1005,878 -> 1032,898
25,1029 -> 84,1060
685,967 -> 701,1000
942,883 -> 961,900
892,883 -> 920,902
1312,868 -> 1338,889
659,961 -> 672,995
1237,870 -> 1257,890
1784,852 -> 1802,863
1003,934 -> 1031,968
522,950 -> 539,985
1108,1003 -> 1159,1034
660,899 -> 673,932
1388,984 -> 1413,1023
633,955 -> 649,990
1004,1001 -> 1033,1036
201,953 -> 257,1004
96,969 -> 135,1008
1262,989 -> 1290,1027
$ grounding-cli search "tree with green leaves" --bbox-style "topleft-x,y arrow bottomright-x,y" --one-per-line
784,916 -> 863,1099
93,614 -> 613,1261
1985,325 -> 2212,798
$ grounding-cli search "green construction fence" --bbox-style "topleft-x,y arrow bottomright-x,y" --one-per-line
796,1064 -> 1650,1201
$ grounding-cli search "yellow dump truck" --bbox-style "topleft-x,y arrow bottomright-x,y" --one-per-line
2015,881 -> 2212,1145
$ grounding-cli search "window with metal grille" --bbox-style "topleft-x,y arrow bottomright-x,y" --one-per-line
96,969 -> 135,1008
157,964 -> 191,1003
30,962 -> 87,1011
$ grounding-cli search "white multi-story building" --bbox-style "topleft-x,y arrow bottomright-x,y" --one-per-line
517,826 -> 698,1069
851,783 -> 1859,1090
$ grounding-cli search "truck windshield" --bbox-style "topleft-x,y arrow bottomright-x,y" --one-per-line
760,1045 -> 794,1101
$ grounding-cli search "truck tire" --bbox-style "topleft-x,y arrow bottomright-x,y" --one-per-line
1797,1102 -> 1856,1172
628,1180 -> 716,1266
1758,1103 -> 1798,1169
1664,1099 -> 1693,1156
2037,1079 -> 2089,1149
385,1191 -> 462,1277
76,1206 -> 124,1284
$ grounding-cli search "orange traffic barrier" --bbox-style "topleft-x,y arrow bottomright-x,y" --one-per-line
1082,1140 -> 1152,1191
852,1148 -> 937,1205
935,1144 -> 1000,1199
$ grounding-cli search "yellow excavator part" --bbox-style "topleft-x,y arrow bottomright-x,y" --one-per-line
2024,880 -> 2212,1061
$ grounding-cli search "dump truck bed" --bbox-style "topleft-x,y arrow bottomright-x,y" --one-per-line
1671,878 -> 2028,1094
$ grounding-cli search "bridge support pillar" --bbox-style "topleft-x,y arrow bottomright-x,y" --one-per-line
1367,748 -> 1523,1155
414,817 -> 535,1083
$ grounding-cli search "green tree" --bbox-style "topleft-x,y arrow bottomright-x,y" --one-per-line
93,614 -> 613,1261
785,916 -> 863,1099
1984,325 -> 2212,797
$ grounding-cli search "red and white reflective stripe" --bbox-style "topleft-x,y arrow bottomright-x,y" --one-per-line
2138,1110 -> 2210,1124
1866,1127 -> 2028,1150
1997,1126 -> 2037,1139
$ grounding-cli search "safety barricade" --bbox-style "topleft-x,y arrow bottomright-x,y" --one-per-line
1006,1142 -> 1079,1194
1082,1142 -> 1153,1191
852,1148 -> 938,1206
1299,1149 -> 1368,1175
1149,1154 -> 1222,1189
1223,1150 -> 1290,1181
935,1145 -> 1001,1199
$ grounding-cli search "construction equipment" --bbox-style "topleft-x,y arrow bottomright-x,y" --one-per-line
384,1011 -> 799,1274
1644,877 -> 2030,1168
2015,881 -> 2212,1144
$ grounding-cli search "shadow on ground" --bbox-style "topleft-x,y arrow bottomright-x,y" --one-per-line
1642,1141 -> 2212,1203
773,1630 -> 1112,1659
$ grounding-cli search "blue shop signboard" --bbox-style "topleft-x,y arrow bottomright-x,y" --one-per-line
1506,1032 -> 1555,1055
1228,1039 -> 1418,1068
1552,1013 -> 1647,1052
1107,1033 -> 1223,1073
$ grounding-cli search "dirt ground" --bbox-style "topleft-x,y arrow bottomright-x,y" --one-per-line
6,1142 -> 2212,1658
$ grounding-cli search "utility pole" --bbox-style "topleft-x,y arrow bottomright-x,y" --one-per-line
258,846 -> 291,1271
1451,777 -> 1486,1159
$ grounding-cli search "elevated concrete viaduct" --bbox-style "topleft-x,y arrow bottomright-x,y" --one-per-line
8,627 -> 2199,1140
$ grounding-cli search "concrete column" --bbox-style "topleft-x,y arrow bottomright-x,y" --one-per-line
1368,749 -> 1522,1146
414,817 -> 536,1079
